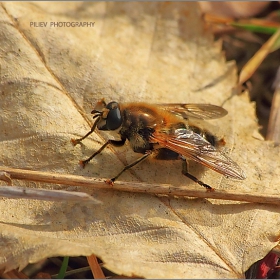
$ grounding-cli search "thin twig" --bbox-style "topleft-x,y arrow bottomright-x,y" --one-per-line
266,67 -> 280,142
0,186 -> 100,203
87,255 -> 106,279
0,166 -> 279,205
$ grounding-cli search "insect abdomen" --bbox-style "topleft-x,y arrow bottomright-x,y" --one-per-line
188,125 -> 218,147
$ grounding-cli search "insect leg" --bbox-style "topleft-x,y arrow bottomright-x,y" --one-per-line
106,152 -> 151,185
181,158 -> 213,191
71,116 -> 101,146
80,139 -> 126,167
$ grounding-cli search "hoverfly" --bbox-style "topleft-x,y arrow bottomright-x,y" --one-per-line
71,99 -> 246,190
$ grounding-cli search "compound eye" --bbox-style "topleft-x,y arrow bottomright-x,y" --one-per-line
106,102 -> 122,130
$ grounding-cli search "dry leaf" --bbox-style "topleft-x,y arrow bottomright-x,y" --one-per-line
199,2 -> 270,19
0,2 -> 280,278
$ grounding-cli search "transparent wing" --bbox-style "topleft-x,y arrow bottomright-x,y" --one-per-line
151,128 -> 246,180
157,104 -> 228,120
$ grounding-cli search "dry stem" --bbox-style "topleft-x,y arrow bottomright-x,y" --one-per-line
0,166 -> 280,205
